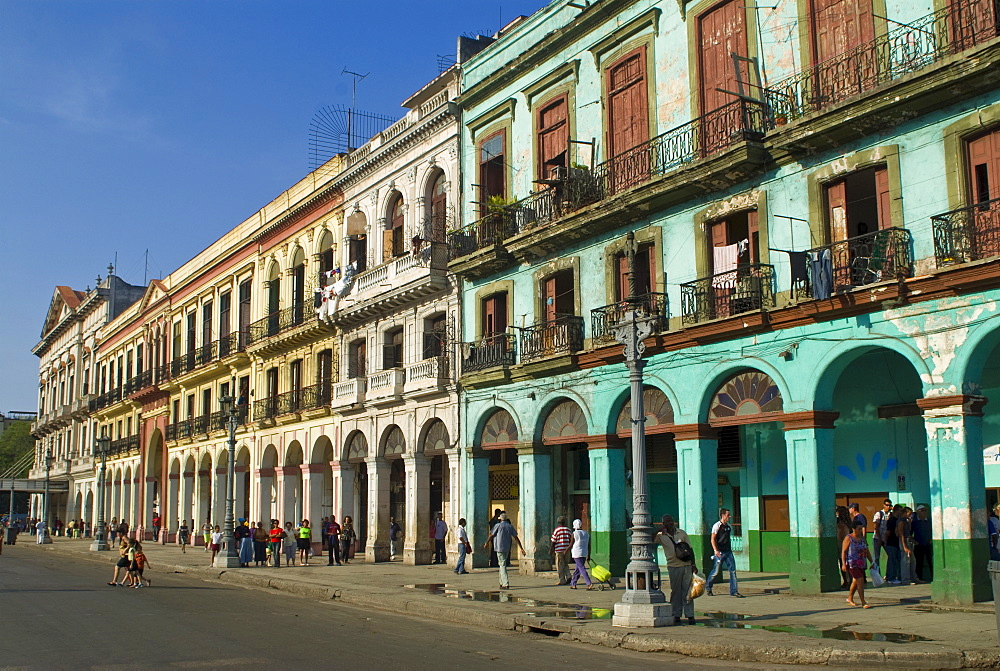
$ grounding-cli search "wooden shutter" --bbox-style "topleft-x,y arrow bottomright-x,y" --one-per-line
544,276 -> 560,322
606,48 -> 649,158
645,244 -> 657,294
875,167 -> 893,229
382,228 -> 394,263
811,0 -> 875,64
483,293 -> 508,336
747,210 -> 760,263
698,0 -> 748,116
537,96 -> 569,180
950,0 -> 998,51
617,253 -> 630,300
827,179 -> 849,242
431,175 -> 448,242
968,130 -> 1000,203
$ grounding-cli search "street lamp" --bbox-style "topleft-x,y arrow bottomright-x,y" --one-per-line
612,231 -> 671,627
214,394 -> 241,568
40,448 -> 53,544
90,433 -> 112,551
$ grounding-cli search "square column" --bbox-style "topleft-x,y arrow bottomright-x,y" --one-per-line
403,455 -> 433,565
212,467 -> 227,528
253,468 -> 274,522
275,466 -> 300,524
446,449 -> 462,565
782,412 -> 841,594
516,443 -> 552,574
672,424 -> 718,568
166,474 -> 179,542
365,458 -> 391,562
179,472 -> 194,534
301,464 -> 326,543
463,449 -> 491,568
587,435 -> 628,575
918,395 -> 990,604
331,461 -> 354,522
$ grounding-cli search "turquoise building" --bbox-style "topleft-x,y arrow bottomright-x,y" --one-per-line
451,0 -> 1000,604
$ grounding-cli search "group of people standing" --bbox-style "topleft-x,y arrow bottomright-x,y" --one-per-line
838,499 -> 932,588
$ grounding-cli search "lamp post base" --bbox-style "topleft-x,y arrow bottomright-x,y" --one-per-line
213,552 -> 242,569
39,534 -> 53,545
612,602 -> 674,628
90,539 -> 110,551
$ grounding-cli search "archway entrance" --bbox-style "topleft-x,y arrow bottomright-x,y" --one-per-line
481,409 -> 520,551
345,431 -> 368,549
145,430 -> 164,541
422,419 -> 449,519
542,400 -> 590,530
385,426 -> 406,529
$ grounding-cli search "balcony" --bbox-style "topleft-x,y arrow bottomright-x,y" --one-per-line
367,368 -> 406,405
449,99 -> 769,277
403,356 -> 450,397
518,315 -> 585,364
933,197 -> 1000,267
680,264 -> 776,325
330,244 -> 450,329
89,388 -> 123,412
792,228 -> 913,299
168,407 -> 249,441
107,435 -> 139,458
331,378 -> 366,410
591,293 -> 669,345
247,304 -> 314,348
461,334 -> 517,375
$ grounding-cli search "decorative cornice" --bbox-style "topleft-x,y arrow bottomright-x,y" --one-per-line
780,410 -> 840,431
917,394 -> 988,416
670,423 -> 717,441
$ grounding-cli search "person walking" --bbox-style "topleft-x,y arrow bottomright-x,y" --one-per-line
455,518 -> 470,575
432,513 -> 448,564
326,515 -> 341,566
269,520 -> 286,567
282,522 -> 297,567
177,520 -> 190,554
210,525 -> 222,565
912,504 -> 933,582
569,519 -> 593,590
35,519 -> 45,544
483,512 -> 525,590
236,518 -> 253,568
134,542 -> 152,587
842,521 -> 872,608
550,517 -> 573,585
835,506 -> 852,589
107,536 -> 131,585
297,520 -> 312,566
706,508 -> 743,597
201,518 -> 213,552
871,499 -> 892,571
848,502 -> 867,532
389,517 -> 401,561
488,509 -> 503,568
340,516 -> 356,564
152,513 -> 161,543
654,514 -> 695,625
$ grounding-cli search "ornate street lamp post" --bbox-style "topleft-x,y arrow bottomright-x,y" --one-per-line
39,448 -> 53,544
612,231 -> 671,627
214,394 -> 241,568
90,434 -> 112,551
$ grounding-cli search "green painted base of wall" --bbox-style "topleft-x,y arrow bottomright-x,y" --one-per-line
591,530 -> 628,575
931,538 -> 992,604
760,531 -> 790,572
747,530 -> 762,572
788,535 -> 841,594
686,533 -> 714,574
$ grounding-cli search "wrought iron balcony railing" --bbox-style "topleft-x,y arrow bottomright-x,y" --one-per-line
766,3 -> 1000,123
247,303 -> 309,345
591,292 -> 669,344
680,264 -> 775,325
518,315 -> 585,363
932,197 -> 1000,267
89,387 -> 123,412
299,382 -> 332,411
461,334 -> 517,374
253,389 -> 310,421
792,227 -> 913,299
108,435 -> 139,457
448,99 -> 769,260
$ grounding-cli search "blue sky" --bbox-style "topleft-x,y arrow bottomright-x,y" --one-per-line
0,0 -> 546,413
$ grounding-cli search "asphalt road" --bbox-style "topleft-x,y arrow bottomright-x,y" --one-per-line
0,544 -> 802,670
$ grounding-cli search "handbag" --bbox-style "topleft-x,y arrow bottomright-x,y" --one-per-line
868,566 -> 884,588
689,571 -> 706,600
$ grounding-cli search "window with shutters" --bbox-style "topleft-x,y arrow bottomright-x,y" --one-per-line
809,0 -> 874,66
427,171 -> 448,243
824,166 -> 892,243
186,312 -> 196,354
291,261 -> 305,323
540,269 -> 575,322
219,291 -> 231,339
614,244 -> 655,301
423,313 -> 447,359
963,128 -> 1000,259
707,210 -> 761,273
383,327 -> 404,369
478,130 -> 506,214
606,48 -> 649,159
537,95 -> 569,180
384,194 -> 406,261
202,388 -> 212,416
348,339 -> 367,379
481,292 -> 509,337
202,301 -> 213,347
238,279 -> 251,349
697,0 -> 750,116
265,367 -> 279,399
349,235 -> 367,273
716,425 -> 743,467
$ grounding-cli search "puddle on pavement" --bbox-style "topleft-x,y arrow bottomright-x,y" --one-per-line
702,612 -> 929,643
403,584 -> 612,620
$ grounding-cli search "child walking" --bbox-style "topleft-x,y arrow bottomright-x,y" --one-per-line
178,519 -> 190,553
133,542 -> 152,587
210,525 -> 222,565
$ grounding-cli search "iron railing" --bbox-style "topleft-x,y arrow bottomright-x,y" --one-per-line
461,334 -> 517,374
108,435 -> 139,457
299,382 -> 332,410
247,303 -> 309,345
932,197 -> 1000,267
591,292 -> 669,344
88,388 -> 123,412
448,99 -> 769,260
680,264 -> 775,325
766,3 -> 1000,123
795,227 -> 912,298
518,315 -> 585,363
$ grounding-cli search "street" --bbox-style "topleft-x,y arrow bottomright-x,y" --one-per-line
0,544 -> 801,670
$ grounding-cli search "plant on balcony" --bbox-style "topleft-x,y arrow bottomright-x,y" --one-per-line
486,195 -> 517,213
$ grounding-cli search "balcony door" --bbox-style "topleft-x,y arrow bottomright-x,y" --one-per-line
810,0 -> 875,99
537,95 -> 569,181
606,47 -> 649,191
616,245 -> 655,302
698,0 -> 752,156
708,211 -> 760,318
966,129 -> 1000,259
543,269 -> 575,322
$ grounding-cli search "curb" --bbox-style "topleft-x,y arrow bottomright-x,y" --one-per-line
26,543 -> 998,667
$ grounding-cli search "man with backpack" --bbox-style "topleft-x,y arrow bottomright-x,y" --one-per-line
707,508 -> 743,597
871,498 -> 892,571
655,514 -> 695,625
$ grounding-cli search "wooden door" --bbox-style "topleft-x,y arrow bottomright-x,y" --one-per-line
875,167 -> 893,230
698,0 -> 749,115
482,292 -> 508,336
606,47 -> 649,192
544,276 -> 558,323
430,173 -> 448,242
811,0 -> 876,99
967,129 -> 1000,258
537,96 -> 569,180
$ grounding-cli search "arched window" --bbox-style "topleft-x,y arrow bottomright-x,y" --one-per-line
384,194 -> 405,262
428,172 -> 447,243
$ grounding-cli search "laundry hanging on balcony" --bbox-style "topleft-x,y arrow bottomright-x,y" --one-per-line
809,249 -> 833,300
712,242 -> 740,288
316,262 -> 358,323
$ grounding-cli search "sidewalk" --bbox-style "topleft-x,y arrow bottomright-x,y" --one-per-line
19,535 -> 1000,667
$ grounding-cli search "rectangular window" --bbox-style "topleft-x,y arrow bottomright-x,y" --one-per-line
202,300 -> 213,346
615,244 -> 656,300
482,292 -> 508,336
202,388 -> 212,416
708,210 -> 761,272
825,166 -> 891,242
219,291 -> 231,338
135,345 -> 143,375
172,399 -> 180,423
761,495 -> 791,532
968,129 -> 1000,205
542,269 -> 575,322
348,339 -> 367,379
186,394 -> 195,419
478,131 -> 506,214
698,0 -> 749,116
316,349 -> 333,386
290,359 -> 302,391
238,279 -> 251,348
186,312 -> 196,354
349,235 -> 368,272
810,0 -> 874,65
606,48 -> 649,160
537,96 -> 569,180
383,328 -> 404,369
423,314 -> 447,359
266,368 -> 278,399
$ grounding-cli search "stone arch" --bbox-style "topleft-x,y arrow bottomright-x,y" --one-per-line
381,424 -> 406,459
284,441 -> 304,466
695,362 -> 791,424
267,259 -> 281,282
614,385 -> 675,435
312,434 -> 334,463
261,444 -> 278,469
419,418 -> 450,455
539,398 -> 589,443
478,407 -> 519,449
316,228 -> 335,259
344,430 -> 368,463
289,245 -> 306,269
950,317 -> 1000,393
808,338 -> 932,409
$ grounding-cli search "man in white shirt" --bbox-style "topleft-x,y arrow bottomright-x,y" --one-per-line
454,518 -> 470,574
432,512 -> 448,564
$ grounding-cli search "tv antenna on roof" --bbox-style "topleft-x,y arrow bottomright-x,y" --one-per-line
342,68 -> 369,155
